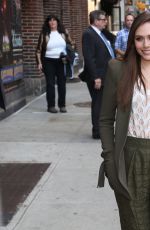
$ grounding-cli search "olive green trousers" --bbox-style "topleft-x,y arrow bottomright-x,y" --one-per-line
115,136 -> 150,230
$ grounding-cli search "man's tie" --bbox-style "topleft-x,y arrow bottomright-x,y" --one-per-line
100,32 -> 115,59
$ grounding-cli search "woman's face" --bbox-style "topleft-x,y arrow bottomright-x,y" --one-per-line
134,22 -> 150,61
48,18 -> 58,31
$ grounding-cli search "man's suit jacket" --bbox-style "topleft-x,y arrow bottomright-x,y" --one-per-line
82,26 -> 112,83
98,59 -> 132,199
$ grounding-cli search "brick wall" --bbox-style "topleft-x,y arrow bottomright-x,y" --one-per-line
43,0 -> 61,19
21,0 -> 44,79
69,0 -> 88,57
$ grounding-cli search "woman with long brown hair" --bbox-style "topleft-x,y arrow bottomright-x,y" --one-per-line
98,11 -> 150,230
36,15 -> 72,113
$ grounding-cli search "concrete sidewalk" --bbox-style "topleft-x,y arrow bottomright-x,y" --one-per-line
0,81 -> 120,230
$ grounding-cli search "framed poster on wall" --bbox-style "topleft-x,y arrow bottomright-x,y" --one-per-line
0,0 -> 23,84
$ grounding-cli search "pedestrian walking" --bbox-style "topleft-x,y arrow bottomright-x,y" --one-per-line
36,14 -> 72,113
98,11 -> 150,230
115,13 -> 134,60
82,10 -> 114,139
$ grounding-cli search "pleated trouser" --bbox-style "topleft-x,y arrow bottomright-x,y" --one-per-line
115,136 -> 150,230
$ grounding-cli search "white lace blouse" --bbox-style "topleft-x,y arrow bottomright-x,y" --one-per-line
128,83 -> 150,138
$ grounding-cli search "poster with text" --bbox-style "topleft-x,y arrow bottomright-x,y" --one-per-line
0,0 -> 23,83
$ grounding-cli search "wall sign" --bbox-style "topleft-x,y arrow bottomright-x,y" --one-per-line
0,0 -> 23,84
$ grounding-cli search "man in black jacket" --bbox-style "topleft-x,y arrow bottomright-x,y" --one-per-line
82,10 -> 114,139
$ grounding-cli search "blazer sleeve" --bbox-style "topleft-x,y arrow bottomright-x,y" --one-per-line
82,31 -> 99,81
99,60 -> 118,161
36,32 -> 43,65
97,60 -> 118,188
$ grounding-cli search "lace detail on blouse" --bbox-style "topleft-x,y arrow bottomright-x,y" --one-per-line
128,84 -> 150,138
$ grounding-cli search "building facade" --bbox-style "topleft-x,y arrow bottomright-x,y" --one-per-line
0,0 -> 88,119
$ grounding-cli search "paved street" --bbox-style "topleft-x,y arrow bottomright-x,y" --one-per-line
0,80 -> 120,230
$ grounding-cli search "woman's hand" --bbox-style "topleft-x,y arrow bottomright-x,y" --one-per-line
94,78 -> 101,89
38,63 -> 43,71
104,160 -> 126,196
104,160 -> 116,189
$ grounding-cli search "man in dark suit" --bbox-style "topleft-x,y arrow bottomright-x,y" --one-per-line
82,10 -> 114,139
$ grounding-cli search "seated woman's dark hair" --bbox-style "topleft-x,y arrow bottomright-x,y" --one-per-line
42,14 -> 66,34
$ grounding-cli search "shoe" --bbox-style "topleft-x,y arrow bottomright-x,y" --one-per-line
60,107 -> 67,113
47,107 -> 58,113
92,133 -> 100,139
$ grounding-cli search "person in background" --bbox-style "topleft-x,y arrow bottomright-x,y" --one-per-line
82,10 -> 114,139
115,13 -> 134,60
98,11 -> 150,230
65,29 -> 76,80
36,14 -> 72,113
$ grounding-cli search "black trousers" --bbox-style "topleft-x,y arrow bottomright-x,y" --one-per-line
87,81 -> 103,135
43,57 -> 66,108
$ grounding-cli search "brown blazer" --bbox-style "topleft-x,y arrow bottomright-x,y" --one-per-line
98,59 -> 132,200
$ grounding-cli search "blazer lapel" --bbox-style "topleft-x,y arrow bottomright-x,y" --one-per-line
89,26 -> 104,43
115,102 -> 132,196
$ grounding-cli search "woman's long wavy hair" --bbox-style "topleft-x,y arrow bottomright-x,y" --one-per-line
42,14 -> 66,35
118,11 -> 150,110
